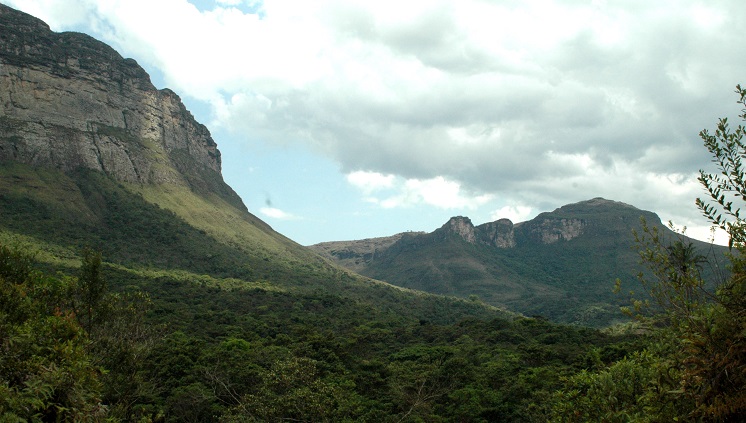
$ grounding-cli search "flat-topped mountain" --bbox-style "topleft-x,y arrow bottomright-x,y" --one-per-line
0,4 -> 224,195
312,198 -> 726,326
0,3 -> 309,275
0,3 -> 509,327
0,0 -> 522,343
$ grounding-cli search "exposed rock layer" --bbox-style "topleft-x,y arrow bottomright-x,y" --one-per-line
0,4 -> 221,187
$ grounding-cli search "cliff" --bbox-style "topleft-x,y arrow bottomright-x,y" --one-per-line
0,2 -> 344,286
0,4 -> 241,207
309,197 -> 690,326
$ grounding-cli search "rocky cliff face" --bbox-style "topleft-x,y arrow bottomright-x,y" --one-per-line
524,217 -> 585,244
435,214 -> 586,248
477,218 -> 516,248
437,216 -> 477,243
0,4 -> 221,188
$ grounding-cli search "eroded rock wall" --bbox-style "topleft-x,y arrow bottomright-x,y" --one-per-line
0,4 -> 220,185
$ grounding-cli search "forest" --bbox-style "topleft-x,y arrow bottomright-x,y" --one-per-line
2,86 -> 746,421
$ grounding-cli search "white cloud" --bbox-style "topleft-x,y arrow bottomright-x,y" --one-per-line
345,170 -> 395,194
259,207 -> 299,220
350,174 -> 494,210
5,0 -> 746,244
668,222 -> 728,247
490,205 -> 533,223
2,0 -> 95,29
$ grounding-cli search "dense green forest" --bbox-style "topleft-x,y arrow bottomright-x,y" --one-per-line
1,3 -> 742,420
0,240 -> 645,421
2,70 -> 746,422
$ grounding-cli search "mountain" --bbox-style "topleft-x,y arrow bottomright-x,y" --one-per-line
0,2 -> 341,283
0,2 -> 508,323
312,198 -> 727,327
2,4 -> 724,421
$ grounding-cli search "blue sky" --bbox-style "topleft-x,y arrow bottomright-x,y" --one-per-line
4,0 -> 745,245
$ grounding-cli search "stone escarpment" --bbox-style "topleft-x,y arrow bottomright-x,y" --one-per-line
431,198 -> 649,248
477,218 -> 516,248
436,216 -> 477,243
0,4 -> 225,192
524,217 -> 585,244
437,214 -> 583,248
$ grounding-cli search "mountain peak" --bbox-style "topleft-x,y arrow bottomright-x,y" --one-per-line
552,197 -> 640,214
439,216 -> 477,243
0,2 -> 227,197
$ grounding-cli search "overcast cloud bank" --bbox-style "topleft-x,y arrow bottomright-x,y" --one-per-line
5,0 -> 746,244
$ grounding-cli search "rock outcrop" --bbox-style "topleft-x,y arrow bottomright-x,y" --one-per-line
0,4 -> 222,189
525,217 -> 585,244
437,216 -> 477,243
477,218 -> 516,248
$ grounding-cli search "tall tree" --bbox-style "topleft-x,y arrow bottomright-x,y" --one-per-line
634,87 -> 746,420
76,247 -> 105,331
551,86 -> 746,422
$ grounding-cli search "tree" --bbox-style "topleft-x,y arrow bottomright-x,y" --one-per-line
630,86 -> 746,421
0,243 -> 105,421
687,84 -> 746,420
697,85 -> 746,248
76,247 -> 106,331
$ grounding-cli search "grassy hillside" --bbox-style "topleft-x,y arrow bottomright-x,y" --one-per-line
0,161 -> 511,322
0,160 -> 653,421
320,199 -> 728,327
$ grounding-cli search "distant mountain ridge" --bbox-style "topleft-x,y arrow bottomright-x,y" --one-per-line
0,3 -> 510,328
312,198 -> 726,326
312,197 -> 658,266
0,3 -> 723,330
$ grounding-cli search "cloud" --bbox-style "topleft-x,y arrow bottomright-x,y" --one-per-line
490,205 -> 533,223
348,173 -> 493,210
215,0 -> 243,6
2,0 -> 95,29
259,207 -> 300,220
8,0 -> 746,241
346,170 -> 395,194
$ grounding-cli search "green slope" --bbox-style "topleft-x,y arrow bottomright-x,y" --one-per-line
328,199 -> 728,327
0,160 -> 511,324
0,6 -> 662,419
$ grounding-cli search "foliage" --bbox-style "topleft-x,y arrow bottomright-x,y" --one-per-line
548,347 -> 690,422
697,85 -> 746,248
552,86 -> 746,422
0,232 -> 651,422
355,199 -> 715,327
0,241 -> 163,421
0,243 -> 104,421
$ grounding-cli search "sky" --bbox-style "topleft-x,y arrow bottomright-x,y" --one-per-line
3,0 -> 745,246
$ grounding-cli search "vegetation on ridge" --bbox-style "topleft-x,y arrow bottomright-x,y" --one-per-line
319,197 -> 725,327
0,86 -> 744,422
0,4 -> 743,418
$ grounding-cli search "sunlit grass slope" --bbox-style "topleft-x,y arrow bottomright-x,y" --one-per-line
0,161 -> 511,324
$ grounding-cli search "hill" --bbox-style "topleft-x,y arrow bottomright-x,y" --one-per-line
0,4 -> 700,421
0,3 -> 346,290
312,198 -> 727,327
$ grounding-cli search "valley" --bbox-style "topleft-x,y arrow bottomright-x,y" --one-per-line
0,3 -> 743,421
